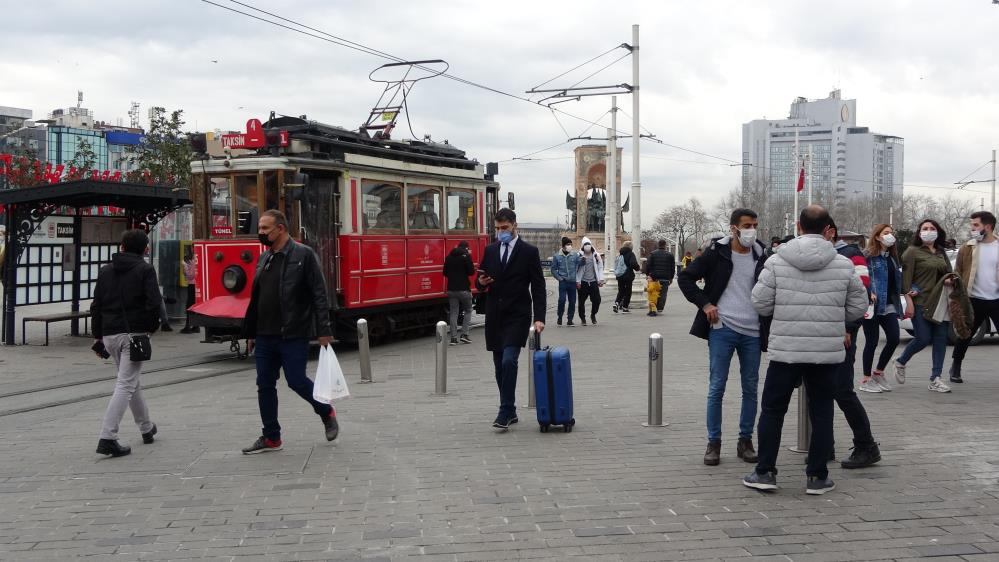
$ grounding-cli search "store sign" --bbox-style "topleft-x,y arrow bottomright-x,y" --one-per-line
220,119 -> 289,149
212,226 -> 234,237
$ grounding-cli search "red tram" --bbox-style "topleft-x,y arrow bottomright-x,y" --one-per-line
186,115 -> 499,347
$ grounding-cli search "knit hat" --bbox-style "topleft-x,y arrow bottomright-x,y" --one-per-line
561,236 -> 572,246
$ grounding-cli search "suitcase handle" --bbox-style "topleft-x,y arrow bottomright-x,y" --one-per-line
533,329 -> 541,351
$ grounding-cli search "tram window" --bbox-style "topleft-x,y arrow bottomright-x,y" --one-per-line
209,177 -> 232,231
361,180 -> 402,233
447,188 -> 477,232
234,175 -> 259,235
407,185 -> 442,232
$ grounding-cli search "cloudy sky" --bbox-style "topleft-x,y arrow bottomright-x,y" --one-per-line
3,0 -> 997,228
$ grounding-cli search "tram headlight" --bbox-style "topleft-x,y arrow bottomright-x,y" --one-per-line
221,265 -> 247,293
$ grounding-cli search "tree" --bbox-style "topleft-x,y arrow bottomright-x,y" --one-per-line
649,197 -> 711,253
67,138 -> 97,172
126,107 -> 193,187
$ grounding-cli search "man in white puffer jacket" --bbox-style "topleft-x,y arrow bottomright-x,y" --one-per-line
743,205 -> 868,496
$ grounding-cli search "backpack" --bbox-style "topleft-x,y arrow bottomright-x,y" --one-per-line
613,255 -> 627,277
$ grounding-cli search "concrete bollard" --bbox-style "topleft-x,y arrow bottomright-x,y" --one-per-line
527,325 -> 536,408
357,319 -> 373,383
642,333 -> 668,427
433,321 -> 448,395
788,385 -> 810,453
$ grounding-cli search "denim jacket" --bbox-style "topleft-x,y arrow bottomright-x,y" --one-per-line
866,253 -> 902,316
551,251 -> 580,282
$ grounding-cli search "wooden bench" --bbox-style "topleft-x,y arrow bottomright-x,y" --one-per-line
22,311 -> 92,346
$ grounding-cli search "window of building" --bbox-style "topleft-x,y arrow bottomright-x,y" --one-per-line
447,188 -> 477,232
209,176 -> 232,233
407,185 -> 442,232
362,180 -> 402,233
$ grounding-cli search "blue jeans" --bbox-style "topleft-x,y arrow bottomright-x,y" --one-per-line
707,326 -> 761,442
493,346 -> 521,418
557,280 -> 577,321
897,305 -> 949,379
254,336 -> 333,441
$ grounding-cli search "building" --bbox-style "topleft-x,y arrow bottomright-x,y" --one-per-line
0,106 -> 31,136
742,90 -> 903,225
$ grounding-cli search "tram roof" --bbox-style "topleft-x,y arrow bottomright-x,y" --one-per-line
0,179 -> 191,210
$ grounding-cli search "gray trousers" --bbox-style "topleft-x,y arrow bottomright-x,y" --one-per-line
99,333 -> 154,440
448,290 -> 473,339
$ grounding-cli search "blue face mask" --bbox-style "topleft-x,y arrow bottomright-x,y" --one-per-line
497,231 -> 513,244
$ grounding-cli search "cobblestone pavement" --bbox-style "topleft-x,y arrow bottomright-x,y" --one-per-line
2,281 -> 999,561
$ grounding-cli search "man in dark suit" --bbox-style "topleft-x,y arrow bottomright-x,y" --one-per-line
477,208 -> 546,429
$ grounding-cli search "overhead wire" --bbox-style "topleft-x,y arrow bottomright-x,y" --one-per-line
529,45 -> 624,92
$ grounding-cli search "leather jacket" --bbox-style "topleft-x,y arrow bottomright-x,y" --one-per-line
242,238 -> 332,339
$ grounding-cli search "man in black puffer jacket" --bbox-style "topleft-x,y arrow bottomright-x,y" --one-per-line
443,240 -> 475,345
644,240 -> 676,312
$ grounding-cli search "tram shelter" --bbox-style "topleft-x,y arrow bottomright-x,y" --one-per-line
0,179 -> 190,345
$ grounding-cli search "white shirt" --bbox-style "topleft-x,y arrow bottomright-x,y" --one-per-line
500,235 -> 519,264
972,239 -> 999,300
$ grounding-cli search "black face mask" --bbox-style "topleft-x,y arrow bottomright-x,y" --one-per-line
258,233 -> 274,247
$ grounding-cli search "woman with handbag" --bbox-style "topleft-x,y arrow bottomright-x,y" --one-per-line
859,224 -> 903,393
90,229 -> 163,457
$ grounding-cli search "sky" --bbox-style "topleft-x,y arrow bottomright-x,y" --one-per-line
2,0 -> 998,229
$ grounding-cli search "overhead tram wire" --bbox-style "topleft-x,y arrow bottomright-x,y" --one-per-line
529,45 -> 624,93
205,0 -> 638,137
502,108 -> 612,162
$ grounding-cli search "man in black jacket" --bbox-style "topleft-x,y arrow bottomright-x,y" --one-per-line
91,229 -> 163,458
477,208 -> 546,430
677,208 -> 767,466
241,210 -> 339,454
443,240 -> 474,345
644,240 -> 676,313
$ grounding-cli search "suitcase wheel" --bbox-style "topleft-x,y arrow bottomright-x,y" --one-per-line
563,424 -> 571,433
540,424 -> 550,433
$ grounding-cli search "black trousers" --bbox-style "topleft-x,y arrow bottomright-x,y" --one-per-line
615,274 -> 635,308
952,297 -> 999,362
755,361 -> 836,480
834,326 -> 875,449
654,279 -> 670,311
578,281 -> 601,318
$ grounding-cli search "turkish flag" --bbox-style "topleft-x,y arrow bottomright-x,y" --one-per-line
796,167 -> 805,192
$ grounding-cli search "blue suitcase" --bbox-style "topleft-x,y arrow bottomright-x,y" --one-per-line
532,334 -> 575,433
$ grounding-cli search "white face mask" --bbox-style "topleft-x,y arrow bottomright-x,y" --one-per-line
583,244 -> 593,254
919,230 -> 938,243
971,229 -> 985,242
881,233 -> 896,247
737,228 -> 757,247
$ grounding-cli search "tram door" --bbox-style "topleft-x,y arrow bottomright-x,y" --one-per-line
485,186 -> 499,235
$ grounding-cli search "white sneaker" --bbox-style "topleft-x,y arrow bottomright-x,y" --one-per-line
893,360 -> 906,384
928,378 -> 951,393
872,373 -> 892,392
858,379 -> 882,393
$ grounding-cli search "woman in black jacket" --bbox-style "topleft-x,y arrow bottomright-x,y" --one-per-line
613,241 -> 641,313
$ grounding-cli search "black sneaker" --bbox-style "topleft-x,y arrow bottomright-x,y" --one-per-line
949,362 -> 963,383
242,436 -> 283,454
806,476 -> 836,495
460,335 -> 472,344
621,307 -> 631,314
566,320 -> 575,327
492,415 -> 510,429
160,323 -> 173,332
613,303 -> 619,313
580,318 -> 587,326
96,439 -> 131,457
591,315 -> 597,325
742,471 -> 777,491
840,444 -> 881,469
647,311 -> 657,317
557,317 -> 563,326
142,424 -> 158,444
449,338 -> 458,346
322,413 -> 339,442
509,415 -> 519,425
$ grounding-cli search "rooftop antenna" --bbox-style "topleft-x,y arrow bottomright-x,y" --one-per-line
77,90 -> 83,108
359,59 -> 448,140
129,102 -> 140,129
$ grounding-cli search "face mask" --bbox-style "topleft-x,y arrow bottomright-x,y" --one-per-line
737,228 -> 757,247
971,229 -> 985,242
881,233 -> 896,247
919,230 -> 938,243
496,231 -> 513,244
583,244 -> 593,254
563,245 -> 572,253
258,233 -> 274,247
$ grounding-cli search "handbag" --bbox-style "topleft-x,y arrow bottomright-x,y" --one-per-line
117,284 -> 153,362
313,345 -> 349,403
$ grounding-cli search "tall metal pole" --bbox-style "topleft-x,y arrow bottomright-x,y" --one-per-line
807,144 -> 813,206
357,319 -> 373,383
991,149 -> 996,215
607,95 -> 618,262
433,321 -> 448,395
630,24 -> 641,261
793,128 -> 800,230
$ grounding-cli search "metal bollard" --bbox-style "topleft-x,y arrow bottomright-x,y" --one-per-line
433,321 -> 448,395
642,333 -> 668,427
788,385 -> 810,453
527,325 -> 536,408
357,319 -> 373,383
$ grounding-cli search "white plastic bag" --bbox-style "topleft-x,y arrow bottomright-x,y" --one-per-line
313,345 -> 349,403
863,302 -> 875,320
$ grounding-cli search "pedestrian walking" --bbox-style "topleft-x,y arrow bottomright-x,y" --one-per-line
551,237 -> 580,326
613,241 -> 640,313
681,250 -> 694,270
443,240 -> 474,345
827,220 -> 882,469
91,229 -> 163,458
894,219 -> 957,393
476,208 -> 546,429
743,205 -> 868,495
575,236 -> 604,325
180,249 -> 199,334
241,210 -> 339,454
677,208 -> 767,466
948,211 -> 999,383
644,239 -> 676,315
859,224 -> 902,393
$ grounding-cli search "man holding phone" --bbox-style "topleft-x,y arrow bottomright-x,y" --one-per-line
476,208 -> 546,430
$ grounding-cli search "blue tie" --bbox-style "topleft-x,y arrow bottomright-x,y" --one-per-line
501,242 -> 510,267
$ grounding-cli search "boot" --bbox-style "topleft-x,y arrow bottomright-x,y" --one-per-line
96,439 -> 131,457
737,438 -> 758,463
949,360 -> 963,383
703,441 -> 721,466
840,443 -> 882,469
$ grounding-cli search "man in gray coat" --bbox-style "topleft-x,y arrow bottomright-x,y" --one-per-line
742,205 -> 868,495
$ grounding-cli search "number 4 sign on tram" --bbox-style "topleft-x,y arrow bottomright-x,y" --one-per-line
221,119 -> 289,150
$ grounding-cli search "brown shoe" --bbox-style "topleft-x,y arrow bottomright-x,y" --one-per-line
703,441 -> 721,466
737,438 -> 758,463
